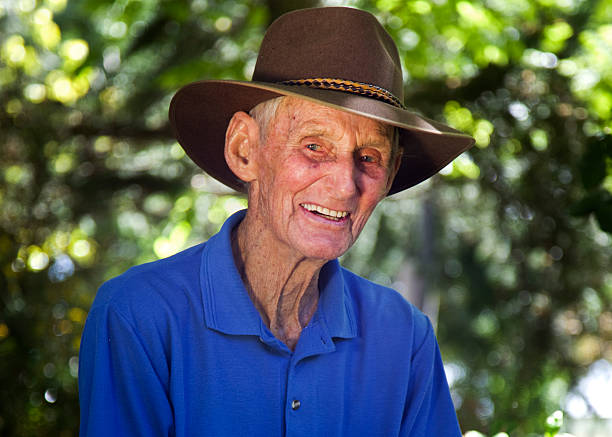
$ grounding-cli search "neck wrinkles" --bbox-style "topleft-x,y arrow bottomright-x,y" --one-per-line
231,214 -> 324,350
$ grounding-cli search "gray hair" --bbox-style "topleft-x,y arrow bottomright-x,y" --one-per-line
248,96 -> 285,143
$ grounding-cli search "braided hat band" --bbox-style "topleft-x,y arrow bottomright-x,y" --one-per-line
279,78 -> 406,110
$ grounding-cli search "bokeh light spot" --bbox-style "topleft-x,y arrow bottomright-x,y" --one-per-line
44,389 -> 57,404
411,1 -> 431,14
530,129 -> 548,151
5,165 -> 26,184
24,83 -> 46,103
72,239 -> 91,258
32,8 -> 53,25
69,356 -> 79,377
28,247 -> 50,271
68,307 -> 87,324
215,17 -> 232,32
18,0 -> 36,13
2,35 -> 26,66
45,0 -> 67,12
509,101 -> 530,121
53,153 -> 75,173
544,21 -> 573,42
170,143 -> 185,159
62,39 -> 89,62
36,21 -> 61,49
456,2 -> 489,26
109,21 -> 127,39
48,254 -> 75,282
0,323 -> 9,340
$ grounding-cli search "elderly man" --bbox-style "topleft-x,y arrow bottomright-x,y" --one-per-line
79,7 -> 474,437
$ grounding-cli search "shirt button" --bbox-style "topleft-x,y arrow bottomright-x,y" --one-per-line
291,399 -> 301,410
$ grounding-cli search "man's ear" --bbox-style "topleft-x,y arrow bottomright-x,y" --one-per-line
224,111 -> 260,183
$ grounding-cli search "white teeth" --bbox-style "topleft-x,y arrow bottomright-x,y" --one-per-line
300,203 -> 349,219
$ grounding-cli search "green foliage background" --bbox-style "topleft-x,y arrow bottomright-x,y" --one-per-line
1,0 -> 612,435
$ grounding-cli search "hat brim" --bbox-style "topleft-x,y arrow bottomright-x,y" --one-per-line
169,80 -> 475,196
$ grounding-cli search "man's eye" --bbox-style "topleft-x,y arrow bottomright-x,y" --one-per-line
360,155 -> 376,163
306,144 -> 321,151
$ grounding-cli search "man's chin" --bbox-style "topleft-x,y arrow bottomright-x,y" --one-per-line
294,239 -> 353,261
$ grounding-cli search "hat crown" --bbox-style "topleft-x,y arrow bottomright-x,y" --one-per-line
252,7 -> 404,102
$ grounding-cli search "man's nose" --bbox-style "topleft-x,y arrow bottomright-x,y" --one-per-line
326,154 -> 359,199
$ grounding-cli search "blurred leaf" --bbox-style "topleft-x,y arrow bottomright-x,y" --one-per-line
544,410 -> 563,436
570,190 -> 609,216
580,135 -> 612,190
594,199 -> 612,233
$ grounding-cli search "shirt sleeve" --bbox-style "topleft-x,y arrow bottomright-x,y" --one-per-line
78,302 -> 174,437
400,316 -> 462,437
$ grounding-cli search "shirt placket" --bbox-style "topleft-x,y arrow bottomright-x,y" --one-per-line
284,320 -> 335,437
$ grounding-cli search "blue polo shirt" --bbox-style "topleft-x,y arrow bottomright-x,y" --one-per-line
79,210 -> 461,436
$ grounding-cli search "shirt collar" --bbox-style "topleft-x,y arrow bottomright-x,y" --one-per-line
200,209 -> 357,340
315,259 -> 357,339
201,209 -> 261,335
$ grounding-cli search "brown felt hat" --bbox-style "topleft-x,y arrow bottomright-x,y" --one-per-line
169,7 -> 474,195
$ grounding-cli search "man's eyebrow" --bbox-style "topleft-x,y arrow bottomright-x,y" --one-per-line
360,124 -> 393,149
290,118 -> 393,148
291,119 -> 342,138
375,122 -> 396,142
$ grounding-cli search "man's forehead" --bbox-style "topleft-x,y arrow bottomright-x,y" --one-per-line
277,96 -> 394,140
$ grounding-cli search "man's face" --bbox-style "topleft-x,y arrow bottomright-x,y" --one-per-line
248,97 -> 400,261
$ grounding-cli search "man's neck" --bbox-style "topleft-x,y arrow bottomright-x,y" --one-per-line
231,216 -> 324,351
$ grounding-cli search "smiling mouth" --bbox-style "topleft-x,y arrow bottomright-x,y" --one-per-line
300,203 -> 350,221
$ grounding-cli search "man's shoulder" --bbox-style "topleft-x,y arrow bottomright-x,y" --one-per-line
340,266 -> 414,310
90,242 -> 206,316
339,266 -> 431,337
